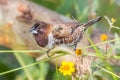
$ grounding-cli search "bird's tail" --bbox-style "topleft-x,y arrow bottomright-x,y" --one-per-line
83,16 -> 101,30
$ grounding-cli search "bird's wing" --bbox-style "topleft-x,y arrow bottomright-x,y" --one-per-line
52,22 -> 81,38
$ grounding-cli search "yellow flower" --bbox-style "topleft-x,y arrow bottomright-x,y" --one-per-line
59,61 -> 75,76
100,34 -> 108,41
75,49 -> 82,56
111,18 -> 116,23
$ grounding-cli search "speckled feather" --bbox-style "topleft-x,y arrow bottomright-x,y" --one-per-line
30,16 -> 101,50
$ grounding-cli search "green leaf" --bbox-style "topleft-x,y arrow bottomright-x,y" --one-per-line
38,62 -> 49,80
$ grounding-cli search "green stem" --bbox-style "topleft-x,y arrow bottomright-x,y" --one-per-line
82,38 -> 120,50
49,49 -> 70,56
0,54 -> 64,76
0,61 -> 40,76
96,65 -> 120,79
84,32 -> 104,58
0,50 -> 46,53
56,64 -> 59,80
0,38 -> 119,54
14,52 -> 33,80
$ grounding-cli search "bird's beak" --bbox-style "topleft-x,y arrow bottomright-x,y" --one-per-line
29,28 -> 38,34
29,22 -> 40,34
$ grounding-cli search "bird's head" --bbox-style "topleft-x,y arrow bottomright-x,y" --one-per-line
30,21 -> 50,35
29,21 -> 52,47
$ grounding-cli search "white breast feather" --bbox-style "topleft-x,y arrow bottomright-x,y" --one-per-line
46,33 -> 54,49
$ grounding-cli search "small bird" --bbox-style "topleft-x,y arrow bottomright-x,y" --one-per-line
29,16 -> 101,56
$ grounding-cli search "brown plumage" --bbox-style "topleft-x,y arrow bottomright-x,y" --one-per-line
30,16 -> 101,52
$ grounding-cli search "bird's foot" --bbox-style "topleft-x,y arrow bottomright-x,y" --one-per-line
46,49 -> 51,57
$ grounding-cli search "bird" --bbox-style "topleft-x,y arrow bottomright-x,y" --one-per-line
29,16 -> 101,56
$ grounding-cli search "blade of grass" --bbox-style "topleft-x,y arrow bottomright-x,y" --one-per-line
84,32 -> 119,79
0,38 -> 119,54
90,70 -> 94,80
107,42 -> 120,58
96,65 -> 120,79
84,32 -> 104,58
38,62 -> 49,80
82,38 -> 120,50
14,52 -> 33,80
56,64 -> 59,80
0,54 -> 65,76
105,62 -> 118,80
0,50 -> 46,53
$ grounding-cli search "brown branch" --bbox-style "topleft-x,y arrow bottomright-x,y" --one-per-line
0,0 -> 72,49
0,0 -> 76,61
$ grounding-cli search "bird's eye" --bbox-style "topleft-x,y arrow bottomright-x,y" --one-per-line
31,23 -> 40,30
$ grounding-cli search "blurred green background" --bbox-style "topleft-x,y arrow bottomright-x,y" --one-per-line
31,0 -> 120,33
0,0 -> 120,80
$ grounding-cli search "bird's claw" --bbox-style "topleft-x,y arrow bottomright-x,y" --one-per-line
46,49 -> 51,57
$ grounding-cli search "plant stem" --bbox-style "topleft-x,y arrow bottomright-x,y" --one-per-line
0,54 -> 64,76
82,38 -> 120,50
96,65 -> 120,79
14,52 -> 33,80
0,50 -> 46,53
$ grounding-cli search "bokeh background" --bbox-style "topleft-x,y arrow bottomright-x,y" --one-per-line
0,0 -> 120,80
